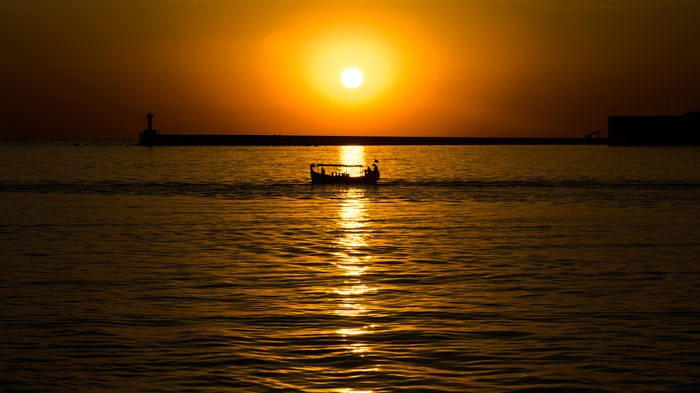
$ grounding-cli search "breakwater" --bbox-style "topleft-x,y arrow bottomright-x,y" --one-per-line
137,134 -> 608,146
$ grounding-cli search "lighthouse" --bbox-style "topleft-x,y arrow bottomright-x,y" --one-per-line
137,110 -> 160,145
141,110 -> 159,138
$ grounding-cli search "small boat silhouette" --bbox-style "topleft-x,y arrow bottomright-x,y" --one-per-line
310,161 -> 380,184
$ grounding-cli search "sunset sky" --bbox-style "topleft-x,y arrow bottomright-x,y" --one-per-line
2,0 -> 699,139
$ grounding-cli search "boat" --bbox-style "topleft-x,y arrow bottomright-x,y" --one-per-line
310,161 -> 380,184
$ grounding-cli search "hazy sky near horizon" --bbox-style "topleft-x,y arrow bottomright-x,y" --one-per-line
2,0 -> 699,139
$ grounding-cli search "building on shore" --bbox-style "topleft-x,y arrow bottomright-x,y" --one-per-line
608,111 -> 700,146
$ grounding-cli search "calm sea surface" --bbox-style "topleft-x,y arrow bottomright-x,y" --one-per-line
2,140 -> 700,392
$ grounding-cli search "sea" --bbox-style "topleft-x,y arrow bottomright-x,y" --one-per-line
2,140 -> 700,393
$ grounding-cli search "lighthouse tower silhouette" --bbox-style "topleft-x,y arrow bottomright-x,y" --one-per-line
142,110 -> 158,137
146,111 -> 154,131
137,110 -> 160,146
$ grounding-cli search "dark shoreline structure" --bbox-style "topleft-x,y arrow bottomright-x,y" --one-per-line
609,111 -> 700,146
138,111 -> 609,146
138,133 -> 608,146
137,111 -> 699,147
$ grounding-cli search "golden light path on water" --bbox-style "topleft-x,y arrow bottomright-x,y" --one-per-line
331,146 -> 378,392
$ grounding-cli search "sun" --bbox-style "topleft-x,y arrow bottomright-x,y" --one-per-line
341,68 -> 363,89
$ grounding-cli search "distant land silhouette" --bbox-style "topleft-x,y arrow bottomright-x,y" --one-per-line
137,111 -> 700,146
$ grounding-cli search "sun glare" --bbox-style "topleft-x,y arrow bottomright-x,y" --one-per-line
341,68 -> 363,88
263,15 -> 442,131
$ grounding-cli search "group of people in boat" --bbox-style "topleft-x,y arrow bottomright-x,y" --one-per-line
320,164 -> 378,178
364,164 -> 379,176
324,169 -> 352,178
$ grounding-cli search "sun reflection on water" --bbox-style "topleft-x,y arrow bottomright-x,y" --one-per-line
328,146 -> 380,392
334,284 -> 377,296
339,146 -> 365,167
336,303 -> 366,317
347,343 -> 370,353
335,264 -> 368,275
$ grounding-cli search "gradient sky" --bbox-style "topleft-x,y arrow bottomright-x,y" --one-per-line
2,0 -> 699,139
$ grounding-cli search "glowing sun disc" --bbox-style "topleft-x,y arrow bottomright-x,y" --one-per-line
341,68 -> 363,88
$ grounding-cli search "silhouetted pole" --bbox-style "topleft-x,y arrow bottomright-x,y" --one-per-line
666,93 -> 668,116
146,110 -> 154,130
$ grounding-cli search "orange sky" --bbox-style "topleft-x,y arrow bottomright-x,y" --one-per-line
1,0 -> 699,139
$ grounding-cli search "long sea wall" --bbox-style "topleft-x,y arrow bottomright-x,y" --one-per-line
137,134 -> 608,146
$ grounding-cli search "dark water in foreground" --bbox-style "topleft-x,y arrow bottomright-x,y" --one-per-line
2,141 -> 700,392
